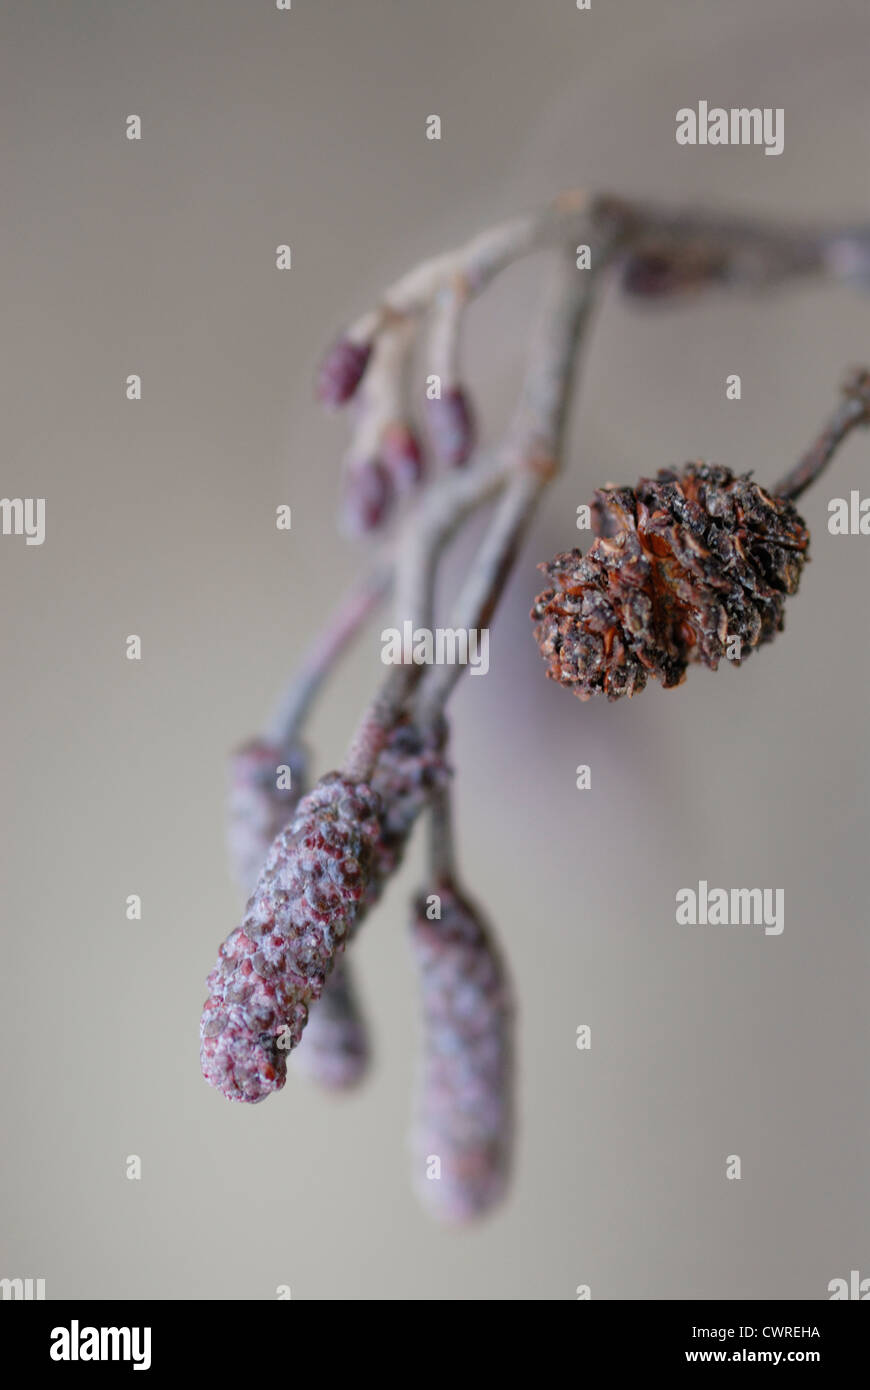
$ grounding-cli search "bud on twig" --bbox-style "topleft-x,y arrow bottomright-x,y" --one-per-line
426,386 -> 475,468
341,457 -> 394,535
620,244 -> 727,299
316,337 -> 373,406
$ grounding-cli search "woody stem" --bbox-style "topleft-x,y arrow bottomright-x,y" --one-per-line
266,561 -> 392,743
428,781 -> 458,890
774,371 -> 870,502
416,241 -> 608,722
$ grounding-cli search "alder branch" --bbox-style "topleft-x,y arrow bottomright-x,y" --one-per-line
204,190 -> 870,1217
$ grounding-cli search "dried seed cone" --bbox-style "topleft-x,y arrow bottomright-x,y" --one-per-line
532,463 -> 810,701
410,886 -> 513,1223
226,738 -> 372,1092
201,774 -> 382,1103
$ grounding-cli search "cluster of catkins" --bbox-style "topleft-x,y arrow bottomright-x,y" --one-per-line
202,719 -> 514,1221
316,335 -> 475,535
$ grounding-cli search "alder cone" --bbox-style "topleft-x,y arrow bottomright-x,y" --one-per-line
532,463 -> 810,701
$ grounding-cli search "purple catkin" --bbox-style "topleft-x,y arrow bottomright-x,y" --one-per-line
368,717 -> 450,889
316,337 -> 373,406
426,387 -> 475,467
226,738 -> 371,1092
202,774 -> 383,1103
295,723 -> 449,1087
202,724 -> 451,1104
409,885 -> 513,1223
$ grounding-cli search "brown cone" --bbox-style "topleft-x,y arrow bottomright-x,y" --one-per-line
532,463 -> 810,701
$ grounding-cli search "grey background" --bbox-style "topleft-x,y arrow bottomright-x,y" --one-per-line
1,0 -> 868,1300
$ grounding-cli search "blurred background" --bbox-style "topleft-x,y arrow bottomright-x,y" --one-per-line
1,0 -> 868,1299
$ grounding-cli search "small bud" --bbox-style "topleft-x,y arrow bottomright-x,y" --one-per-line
316,337 -> 373,406
342,458 -> 394,535
426,387 -> 475,467
381,422 -> 425,492
620,246 -> 726,300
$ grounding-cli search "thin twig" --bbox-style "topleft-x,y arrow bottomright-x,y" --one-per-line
774,369 -> 870,501
346,190 -> 596,342
339,193 -> 870,358
416,243 -> 607,721
427,780 -> 458,890
266,562 -> 392,743
395,451 -> 507,633
341,665 -> 420,783
338,458 -> 507,782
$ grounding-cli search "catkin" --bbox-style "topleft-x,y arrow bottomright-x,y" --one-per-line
227,738 -> 371,1091
409,885 -> 513,1222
